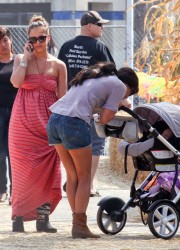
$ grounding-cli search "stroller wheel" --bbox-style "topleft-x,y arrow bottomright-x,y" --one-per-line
97,206 -> 127,235
148,201 -> 179,239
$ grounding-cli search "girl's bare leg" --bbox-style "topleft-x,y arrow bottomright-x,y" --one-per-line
55,144 -> 92,213
69,146 -> 92,213
55,144 -> 77,213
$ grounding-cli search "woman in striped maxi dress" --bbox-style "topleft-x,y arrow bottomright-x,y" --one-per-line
9,15 -> 67,233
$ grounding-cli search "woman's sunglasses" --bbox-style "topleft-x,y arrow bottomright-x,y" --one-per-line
28,35 -> 47,44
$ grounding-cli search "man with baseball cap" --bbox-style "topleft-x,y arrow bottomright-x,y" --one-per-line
80,10 -> 109,26
58,10 -> 114,198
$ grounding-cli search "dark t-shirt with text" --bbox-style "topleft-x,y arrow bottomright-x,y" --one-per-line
58,35 -> 114,87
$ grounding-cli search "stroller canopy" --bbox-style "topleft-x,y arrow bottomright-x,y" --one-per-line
134,102 -> 180,138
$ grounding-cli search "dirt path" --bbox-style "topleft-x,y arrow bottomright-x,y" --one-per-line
0,156 -> 180,249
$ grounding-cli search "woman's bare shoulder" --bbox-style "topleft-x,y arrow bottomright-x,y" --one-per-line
48,54 -> 66,67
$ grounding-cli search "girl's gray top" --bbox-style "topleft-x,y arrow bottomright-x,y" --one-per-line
49,75 -> 126,125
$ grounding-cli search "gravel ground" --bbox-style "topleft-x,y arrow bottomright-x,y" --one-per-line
0,156 -> 180,250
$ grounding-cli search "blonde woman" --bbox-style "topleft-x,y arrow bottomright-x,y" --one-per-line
9,15 -> 67,232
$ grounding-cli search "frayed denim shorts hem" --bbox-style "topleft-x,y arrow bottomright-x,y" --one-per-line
47,113 -> 91,150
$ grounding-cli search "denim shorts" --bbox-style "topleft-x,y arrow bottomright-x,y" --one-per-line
47,113 -> 91,150
90,119 -> 105,156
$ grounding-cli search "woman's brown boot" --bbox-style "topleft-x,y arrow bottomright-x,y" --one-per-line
72,213 -> 100,238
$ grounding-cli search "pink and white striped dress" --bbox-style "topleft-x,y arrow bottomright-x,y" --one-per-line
9,74 -> 61,221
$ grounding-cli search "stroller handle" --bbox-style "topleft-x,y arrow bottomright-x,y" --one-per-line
118,106 -> 151,130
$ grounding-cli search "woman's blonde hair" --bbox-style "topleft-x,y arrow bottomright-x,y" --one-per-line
28,15 -> 49,35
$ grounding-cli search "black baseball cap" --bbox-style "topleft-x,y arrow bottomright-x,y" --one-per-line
80,11 -> 109,26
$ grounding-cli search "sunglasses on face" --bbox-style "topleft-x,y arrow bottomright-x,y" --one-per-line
94,23 -> 103,27
28,35 -> 47,44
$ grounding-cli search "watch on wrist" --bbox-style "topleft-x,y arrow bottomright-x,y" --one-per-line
19,58 -> 27,67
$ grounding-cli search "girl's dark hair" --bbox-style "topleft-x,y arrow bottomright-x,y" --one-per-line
70,62 -> 117,87
117,67 -> 139,95
70,62 -> 139,96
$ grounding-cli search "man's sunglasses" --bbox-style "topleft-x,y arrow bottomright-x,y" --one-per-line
94,23 -> 103,27
28,35 -> 47,44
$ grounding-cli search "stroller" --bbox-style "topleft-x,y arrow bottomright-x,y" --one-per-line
96,102 -> 180,239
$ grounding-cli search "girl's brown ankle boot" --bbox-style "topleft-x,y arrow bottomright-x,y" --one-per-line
72,213 -> 100,239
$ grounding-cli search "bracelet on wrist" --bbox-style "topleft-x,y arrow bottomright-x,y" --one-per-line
19,58 -> 27,68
